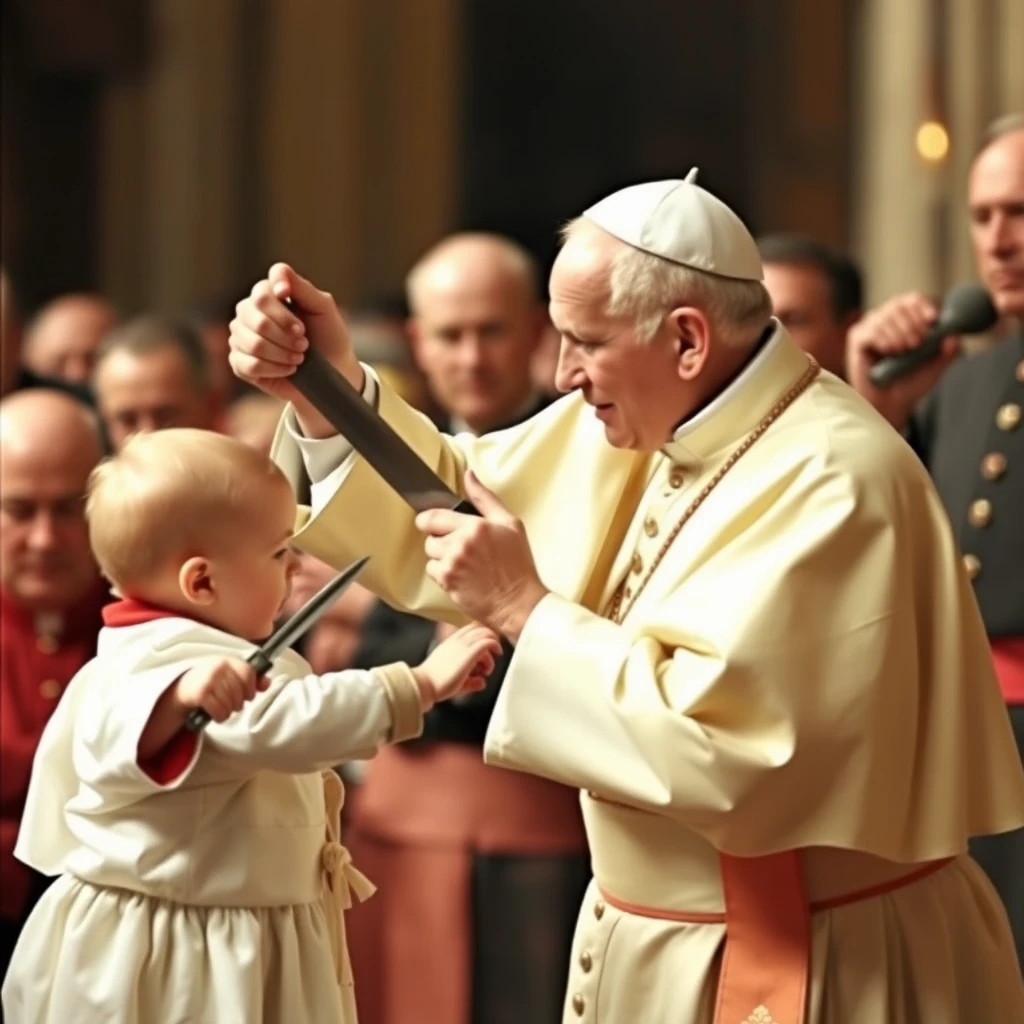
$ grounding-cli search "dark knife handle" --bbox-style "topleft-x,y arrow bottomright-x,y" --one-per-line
280,297 -> 481,517
184,649 -> 275,734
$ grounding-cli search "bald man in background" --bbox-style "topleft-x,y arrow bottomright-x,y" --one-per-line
21,293 -> 118,387
345,233 -> 590,1024
0,272 -> 93,407
92,315 -> 217,450
0,391 -> 108,1001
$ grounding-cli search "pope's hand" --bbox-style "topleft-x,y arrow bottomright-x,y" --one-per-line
229,263 -> 362,438
416,470 -> 549,643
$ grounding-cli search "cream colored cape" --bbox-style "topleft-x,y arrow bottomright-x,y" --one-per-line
2,616 -> 423,1024
272,325 -> 1024,1022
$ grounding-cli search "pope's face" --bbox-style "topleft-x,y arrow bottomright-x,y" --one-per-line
549,232 -> 690,451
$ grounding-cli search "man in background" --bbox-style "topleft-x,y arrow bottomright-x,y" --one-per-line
0,271 -> 94,407
92,315 -> 216,450
847,112 -> 1024,967
757,233 -> 863,378
20,293 -> 118,388
0,390 -> 108,1002
345,233 -> 589,1024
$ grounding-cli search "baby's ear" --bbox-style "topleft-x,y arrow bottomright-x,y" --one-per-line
178,557 -> 216,606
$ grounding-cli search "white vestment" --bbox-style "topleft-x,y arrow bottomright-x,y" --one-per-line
2,615 -> 423,1024
272,324 -> 1024,1022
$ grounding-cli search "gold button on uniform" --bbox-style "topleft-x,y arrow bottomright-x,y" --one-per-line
963,554 -> 981,580
579,950 -> 593,973
630,552 -> 643,574
39,678 -> 61,700
996,403 -> 1021,431
572,993 -> 586,1016
593,900 -> 605,920
643,517 -> 658,537
35,635 -> 58,655
980,452 -> 1007,480
668,467 -> 685,489
968,498 -> 992,527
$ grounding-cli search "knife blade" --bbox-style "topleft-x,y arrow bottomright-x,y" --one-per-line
184,553 -> 370,733
284,298 -> 479,516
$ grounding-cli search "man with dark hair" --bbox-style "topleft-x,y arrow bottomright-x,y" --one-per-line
92,316 -> 216,450
757,233 -> 863,377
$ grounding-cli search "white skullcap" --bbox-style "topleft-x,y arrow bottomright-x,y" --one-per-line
582,168 -> 764,282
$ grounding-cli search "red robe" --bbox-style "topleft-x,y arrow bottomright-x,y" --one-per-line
0,584 -> 108,922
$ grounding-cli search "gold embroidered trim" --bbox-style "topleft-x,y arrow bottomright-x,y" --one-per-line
608,357 -> 820,625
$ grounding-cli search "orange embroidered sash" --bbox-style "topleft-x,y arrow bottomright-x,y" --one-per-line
599,851 -> 952,1024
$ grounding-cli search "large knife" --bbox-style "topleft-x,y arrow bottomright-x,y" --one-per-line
184,554 -> 370,733
284,298 -> 479,516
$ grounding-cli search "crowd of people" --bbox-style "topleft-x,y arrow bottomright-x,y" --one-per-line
0,114 -> 1021,1023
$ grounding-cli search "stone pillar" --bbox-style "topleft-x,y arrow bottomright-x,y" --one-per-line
98,0 -> 247,313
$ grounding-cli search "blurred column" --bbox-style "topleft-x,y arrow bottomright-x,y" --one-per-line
851,0 -> 943,305
995,0 -> 1024,115
99,0 -> 247,313
944,0 -> 996,288
261,0 -> 459,305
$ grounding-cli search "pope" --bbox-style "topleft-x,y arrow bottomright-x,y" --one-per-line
229,172 -> 1024,1023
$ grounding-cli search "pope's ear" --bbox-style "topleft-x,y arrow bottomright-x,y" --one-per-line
668,306 -> 712,381
178,557 -> 216,606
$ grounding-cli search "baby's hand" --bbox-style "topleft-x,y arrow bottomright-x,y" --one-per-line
413,623 -> 502,711
177,656 -> 269,723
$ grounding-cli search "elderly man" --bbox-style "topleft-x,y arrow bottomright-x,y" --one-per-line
345,233 -> 588,1024
21,293 -> 118,387
230,173 -> 1024,1022
847,113 -> 1024,967
757,234 -> 863,378
92,315 -> 216,450
0,390 -> 107,993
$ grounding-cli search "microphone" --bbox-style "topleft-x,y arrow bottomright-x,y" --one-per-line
867,283 -> 998,388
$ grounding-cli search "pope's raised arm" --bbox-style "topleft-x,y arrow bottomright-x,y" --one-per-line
230,166 -> 1024,1020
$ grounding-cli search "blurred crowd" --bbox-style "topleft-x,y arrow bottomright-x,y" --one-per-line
2,113 -> 1022,1023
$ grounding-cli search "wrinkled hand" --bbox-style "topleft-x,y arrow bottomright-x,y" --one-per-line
229,263 -> 362,438
178,656 -> 269,723
414,623 -> 502,711
416,470 -> 548,641
846,291 -> 959,431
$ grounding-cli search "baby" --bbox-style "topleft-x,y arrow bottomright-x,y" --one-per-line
2,428 -> 500,1024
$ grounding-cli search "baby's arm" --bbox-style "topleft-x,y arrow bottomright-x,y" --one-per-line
202,623 -> 500,776
137,656 -> 268,761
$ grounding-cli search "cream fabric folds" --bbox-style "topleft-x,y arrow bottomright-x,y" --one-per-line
565,858 -> 1022,1024
2,617 -> 423,1024
275,326 -> 1024,863
270,324 -> 1024,1021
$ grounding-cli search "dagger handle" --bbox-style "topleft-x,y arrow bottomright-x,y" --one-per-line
183,649 -> 275,734
184,707 -> 211,733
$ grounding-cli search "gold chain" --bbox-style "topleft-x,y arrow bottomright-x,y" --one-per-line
608,357 -> 821,625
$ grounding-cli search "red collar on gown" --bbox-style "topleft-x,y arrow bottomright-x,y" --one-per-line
102,597 -> 208,785
102,598 -> 191,628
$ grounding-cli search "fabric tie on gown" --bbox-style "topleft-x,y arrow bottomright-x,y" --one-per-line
320,770 -> 376,986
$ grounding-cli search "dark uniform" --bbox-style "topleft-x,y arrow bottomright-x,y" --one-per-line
908,329 -> 1024,968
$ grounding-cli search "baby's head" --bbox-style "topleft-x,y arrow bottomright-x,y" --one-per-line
87,428 -> 299,640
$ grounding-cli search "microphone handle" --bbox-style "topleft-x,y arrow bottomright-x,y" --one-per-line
867,322 -> 951,389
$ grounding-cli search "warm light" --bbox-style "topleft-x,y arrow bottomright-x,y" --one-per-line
916,120 -> 950,162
